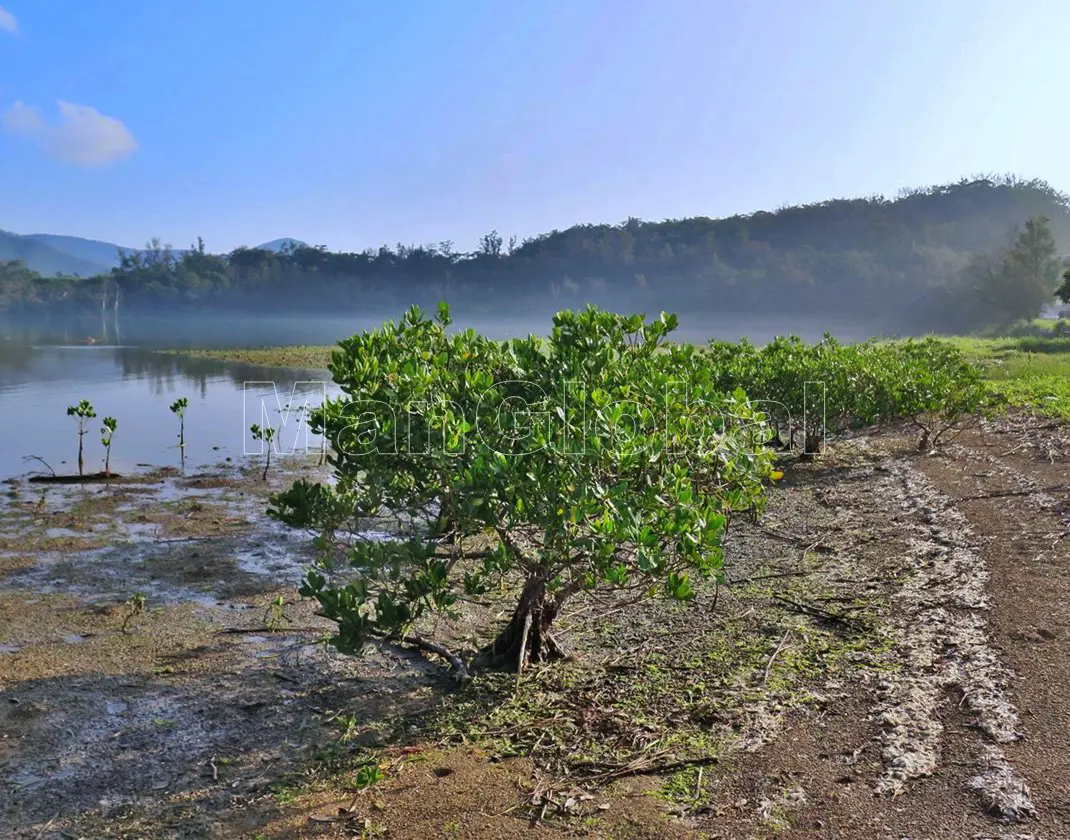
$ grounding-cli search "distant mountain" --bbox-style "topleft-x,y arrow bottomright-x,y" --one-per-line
256,238 -> 308,252
2,231 -> 195,275
23,233 -> 134,270
2,229 -> 310,275
0,230 -> 111,277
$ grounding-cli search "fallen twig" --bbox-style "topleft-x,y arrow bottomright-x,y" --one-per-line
730,570 -> 813,586
956,484 -> 1068,502
573,754 -> 720,784
762,629 -> 793,684
771,595 -> 862,629
34,813 -> 59,839
217,626 -> 323,635
23,454 -> 56,477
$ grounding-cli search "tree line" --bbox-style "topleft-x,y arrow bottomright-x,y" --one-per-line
2,175 -> 1069,333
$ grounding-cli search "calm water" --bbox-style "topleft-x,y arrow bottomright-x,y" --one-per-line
0,311 -> 885,480
0,345 -> 336,480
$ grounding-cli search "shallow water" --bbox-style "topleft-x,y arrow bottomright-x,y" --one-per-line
0,345 -> 336,480
0,310 -> 884,480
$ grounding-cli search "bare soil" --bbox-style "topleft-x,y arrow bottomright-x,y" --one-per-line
1,416 -> 1068,839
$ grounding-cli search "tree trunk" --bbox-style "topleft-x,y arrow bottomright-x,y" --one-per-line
432,510 -> 457,544
483,576 -> 567,671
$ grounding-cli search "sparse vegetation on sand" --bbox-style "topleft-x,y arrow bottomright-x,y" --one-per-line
159,345 -> 335,370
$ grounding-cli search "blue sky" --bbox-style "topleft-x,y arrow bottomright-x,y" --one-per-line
0,1 -> 1067,253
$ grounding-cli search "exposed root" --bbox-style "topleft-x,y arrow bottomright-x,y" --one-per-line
373,632 -> 470,682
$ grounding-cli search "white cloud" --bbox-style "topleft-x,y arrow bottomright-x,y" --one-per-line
2,99 -> 138,165
0,6 -> 17,34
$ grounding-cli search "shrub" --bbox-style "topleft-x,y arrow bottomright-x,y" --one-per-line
269,304 -> 775,671
873,337 -> 987,450
706,336 -> 888,452
705,335 -> 986,452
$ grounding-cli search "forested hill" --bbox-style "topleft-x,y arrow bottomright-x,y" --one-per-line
2,176 -> 1069,333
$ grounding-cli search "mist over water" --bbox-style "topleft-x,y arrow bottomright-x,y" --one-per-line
2,306 -> 890,348
0,309 -> 887,479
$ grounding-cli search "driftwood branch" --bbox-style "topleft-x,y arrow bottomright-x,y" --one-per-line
394,633 -> 471,681
22,454 -> 56,477
515,611 -> 533,691
311,613 -> 471,681
762,629 -> 793,684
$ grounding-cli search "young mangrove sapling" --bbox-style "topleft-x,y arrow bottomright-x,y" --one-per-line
101,416 -> 117,475
250,423 -> 276,480
169,397 -> 188,450
66,400 -> 96,477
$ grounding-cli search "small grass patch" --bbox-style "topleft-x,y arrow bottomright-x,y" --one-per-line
940,335 -> 1070,377
932,335 -> 1070,419
655,765 -> 704,805
159,345 -> 335,370
989,375 -> 1070,419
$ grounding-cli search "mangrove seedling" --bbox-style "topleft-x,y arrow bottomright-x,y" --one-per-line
250,423 -> 276,480
264,595 -> 290,631
170,397 -> 189,450
66,400 -> 97,477
101,416 -> 117,475
122,592 -> 146,633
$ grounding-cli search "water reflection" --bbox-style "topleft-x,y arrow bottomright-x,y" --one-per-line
0,345 -> 335,480
117,348 -> 333,397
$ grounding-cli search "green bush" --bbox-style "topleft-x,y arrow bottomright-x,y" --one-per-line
269,307 -> 988,676
704,335 -> 985,452
872,337 -> 987,449
269,304 -> 775,671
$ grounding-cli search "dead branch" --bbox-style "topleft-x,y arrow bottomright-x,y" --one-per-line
771,595 -> 862,629
571,753 -> 720,784
22,454 -> 56,477
379,632 -> 471,681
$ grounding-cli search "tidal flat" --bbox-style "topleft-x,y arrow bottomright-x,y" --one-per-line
3,415 -> 1065,838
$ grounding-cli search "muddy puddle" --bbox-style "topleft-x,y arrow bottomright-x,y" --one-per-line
0,457 -> 449,840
